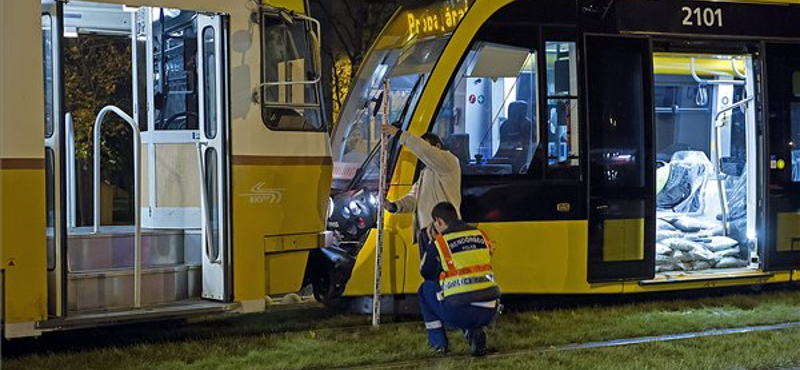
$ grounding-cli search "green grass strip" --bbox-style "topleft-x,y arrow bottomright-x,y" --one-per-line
6,288 -> 800,370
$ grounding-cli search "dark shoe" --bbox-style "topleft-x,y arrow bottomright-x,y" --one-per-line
431,346 -> 448,356
467,328 -> 487,357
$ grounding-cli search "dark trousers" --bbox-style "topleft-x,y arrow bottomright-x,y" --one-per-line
418,280 -> 497,348
418,228 -> 431,259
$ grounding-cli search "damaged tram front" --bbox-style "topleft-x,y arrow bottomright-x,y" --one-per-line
310,0 -> 800,309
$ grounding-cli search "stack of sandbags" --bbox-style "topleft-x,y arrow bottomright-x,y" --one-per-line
655,216 -> 749,272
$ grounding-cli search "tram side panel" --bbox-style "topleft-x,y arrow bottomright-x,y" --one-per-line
0,0 -> 49,337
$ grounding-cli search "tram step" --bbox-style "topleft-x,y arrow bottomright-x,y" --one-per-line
67,264 -> 201,312
66,226 -> 201,271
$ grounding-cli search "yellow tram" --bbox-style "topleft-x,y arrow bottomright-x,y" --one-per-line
0,0 -> 331,337
321,0 -> 800,310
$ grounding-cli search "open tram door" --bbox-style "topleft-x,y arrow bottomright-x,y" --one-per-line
762,43 -> 800,272
585,34 -> 656,282
196,13 -> 232,301
41,0 -> 67,317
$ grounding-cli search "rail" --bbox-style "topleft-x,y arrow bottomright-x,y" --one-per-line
92,105 -> 142,309
66,113 -> 76,228
691,58 -> 746,106
713,96 -> 754,236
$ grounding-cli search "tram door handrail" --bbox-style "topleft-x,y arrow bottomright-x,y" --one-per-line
713,96 -> 754,236
66,113 -> 76,229
92,105 -> 142,309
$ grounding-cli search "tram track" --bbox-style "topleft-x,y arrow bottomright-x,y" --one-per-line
333,321 -> 800,370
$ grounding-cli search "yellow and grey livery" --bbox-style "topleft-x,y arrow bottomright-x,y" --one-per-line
0,0 -> 331,338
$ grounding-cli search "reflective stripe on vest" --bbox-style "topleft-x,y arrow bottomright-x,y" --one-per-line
434,230 -> 497,299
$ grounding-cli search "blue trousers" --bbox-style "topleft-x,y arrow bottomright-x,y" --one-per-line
418,280 -> 497,348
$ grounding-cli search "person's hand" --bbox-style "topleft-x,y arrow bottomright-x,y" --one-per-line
381,124 -> 400,137
427,226 -> 437,241
382,201 -> 398,213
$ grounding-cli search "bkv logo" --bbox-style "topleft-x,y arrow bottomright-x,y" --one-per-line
241,182 -> 285,204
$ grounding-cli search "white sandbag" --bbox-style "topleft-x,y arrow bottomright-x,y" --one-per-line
669,216 -> 717,233
714,247 -> 741,259
657,230 -> 684,242
673,250 -> 693,263
716,257 -> 749,268
697,225 -> 725,238
687,261 -> 713,271
703,236 -> 739,252
657,264 -> 676,273
663,238 -> 704,252
656,243 -> 672,255
686,245 -> 717,262
657,219 -> 677,231
657,254 -> 679,265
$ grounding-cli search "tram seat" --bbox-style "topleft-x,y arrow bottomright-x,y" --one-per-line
495,101 -> 532,174
445,133 -> 471,167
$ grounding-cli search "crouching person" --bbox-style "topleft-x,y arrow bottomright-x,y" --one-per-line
418,202 -> 500,357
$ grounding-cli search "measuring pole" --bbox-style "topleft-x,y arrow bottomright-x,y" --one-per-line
373,79 -> 390,327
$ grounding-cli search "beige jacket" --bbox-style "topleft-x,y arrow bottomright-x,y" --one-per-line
393,131 -> 461,232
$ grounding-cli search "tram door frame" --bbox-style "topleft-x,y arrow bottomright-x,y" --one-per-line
584,33 -> 657,283
196,13 -> 232,302
762,42 -> 800,271
42,0 -> 68,318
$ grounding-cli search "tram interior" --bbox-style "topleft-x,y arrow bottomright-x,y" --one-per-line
652,53 -> 757,276
48,1 -> 210,313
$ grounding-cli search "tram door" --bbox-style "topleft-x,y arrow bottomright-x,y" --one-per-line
585,34 -> 656,282
196,14 -> 231,301
763,43 -> 800,271
42,0 -> 67,318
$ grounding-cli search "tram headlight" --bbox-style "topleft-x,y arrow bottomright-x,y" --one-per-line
348,201 -> 363,216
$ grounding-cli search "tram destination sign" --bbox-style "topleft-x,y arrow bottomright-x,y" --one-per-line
615,0 -> 800,39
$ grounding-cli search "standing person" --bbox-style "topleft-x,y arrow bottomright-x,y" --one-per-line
418,202 -> 500,356
381,124 -> 461,252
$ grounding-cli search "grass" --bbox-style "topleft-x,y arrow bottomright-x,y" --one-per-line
395,328 -> 800,370
6,287 -> 800,370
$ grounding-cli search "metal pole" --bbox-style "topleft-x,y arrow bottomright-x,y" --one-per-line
66,113 -> 76,229
372,80 -> 390,327
93,105 -> 142,308
713,96 -> 754,236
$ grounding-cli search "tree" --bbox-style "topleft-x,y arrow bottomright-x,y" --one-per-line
63,35 -> 134,225
310,0 -> 411,123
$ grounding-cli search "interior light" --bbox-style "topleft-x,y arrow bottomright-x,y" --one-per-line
747,229 -> 757,240
122,5 -> 139,13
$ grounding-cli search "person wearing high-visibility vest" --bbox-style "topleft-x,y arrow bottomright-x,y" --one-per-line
418,202 -> 501,357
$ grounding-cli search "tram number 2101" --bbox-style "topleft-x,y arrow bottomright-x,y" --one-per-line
681,7 -> 723,28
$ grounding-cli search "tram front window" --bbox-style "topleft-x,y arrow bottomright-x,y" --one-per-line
331,10 -> 460,190
329,1 -> 472,241
653,53 -> 757,275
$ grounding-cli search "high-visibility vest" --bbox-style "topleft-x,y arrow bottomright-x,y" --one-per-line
434,229 -> 497,299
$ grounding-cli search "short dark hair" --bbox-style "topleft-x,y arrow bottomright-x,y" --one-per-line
431,202 -> 460,225
421,133 -> 445,149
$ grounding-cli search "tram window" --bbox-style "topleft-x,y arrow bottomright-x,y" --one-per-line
431,42 -> 538,176
202,27 -> 217,139
205,148 -> 220,262
260,15 -> 324,132
151,9 -> 200,131
794,71 -> 800,97
546,42 -> 580,171
42,15 -> 55,138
